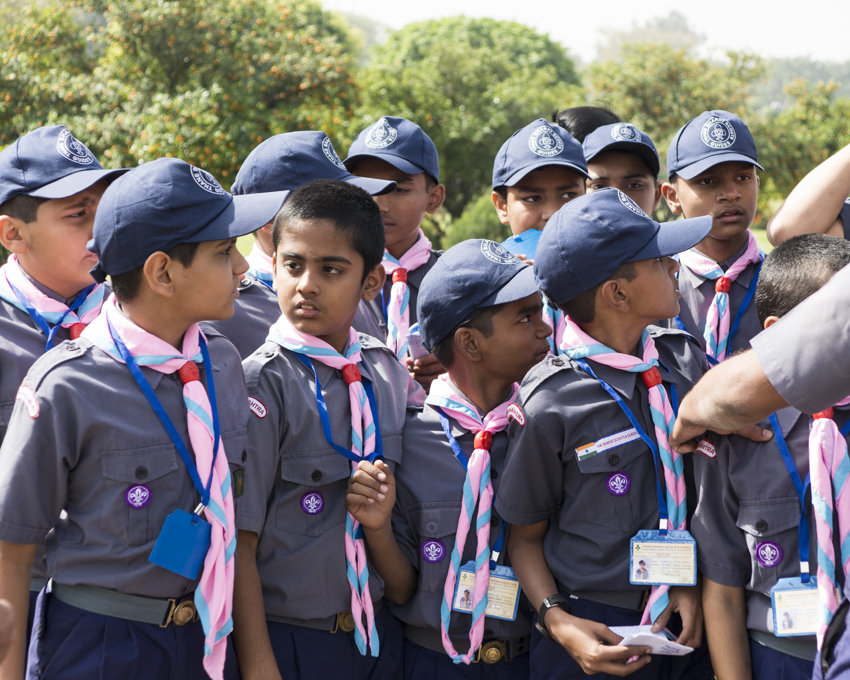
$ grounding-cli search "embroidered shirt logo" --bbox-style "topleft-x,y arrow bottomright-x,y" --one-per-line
606,472 -> 631,496
480,240 -> 519,265
756,541 -> 783,567
507,403 -> 525,426
618,190 -> 648,217
528,125 -> 565,158
248,396 -> 267,419
190,166 -> 225,195
576,428 -> 642,461
124,484 -> 152,509
611,124 -> 641,143
700,117 -> 737,150
364,118 -> 398,149
421,539 -> 446,563
322,137 -> 346,170
301,492 -> 324,514
15,384 -> 39,419
56,129 -> 95,165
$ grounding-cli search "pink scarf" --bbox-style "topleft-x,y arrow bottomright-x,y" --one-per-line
382,231 -> 432,360
246,242 -> 274,289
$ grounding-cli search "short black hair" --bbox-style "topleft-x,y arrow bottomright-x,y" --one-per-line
0,194 -> 48,223
755,233 -> 850,325
553,106 -> 621,143
272,179 -> 384,282
431,303 -> 506,370
111,242 -> 200,302
558,263 -> 638,324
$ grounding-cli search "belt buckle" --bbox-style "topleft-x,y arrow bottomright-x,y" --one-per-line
338,611 -> 356,633
480,640 -> 506,664
172,600 -> 197,626
160,599 -> 177,628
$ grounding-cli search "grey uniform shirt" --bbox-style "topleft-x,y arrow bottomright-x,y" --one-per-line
692,406 -> 843,659
202,275 -> 280,360
0,331 -> 249,598
675,240 -> 762,358
238,334 -> 424,621
390,402 -> 532,646
494,327 -> 707,597
751,263 -> 850,413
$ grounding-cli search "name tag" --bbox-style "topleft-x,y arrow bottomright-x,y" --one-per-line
630,530 -> 697,586
452,562 -> 520,621
149,509 -> 211,580
576,428 -> 641,461
771,577 -> 820,637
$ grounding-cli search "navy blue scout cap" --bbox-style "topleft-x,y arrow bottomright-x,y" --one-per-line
534,188 -> 712,305
667,110 -> 763,180
417,239 -> 539,351
582,123 -> 660,177
88,158 -> 288,280
231,131 -> 395,197
345,116 -> 440,181
0,125 -> 126,207
492,119 -> 589,189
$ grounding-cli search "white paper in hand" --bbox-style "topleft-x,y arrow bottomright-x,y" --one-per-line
609,626 -> 693,656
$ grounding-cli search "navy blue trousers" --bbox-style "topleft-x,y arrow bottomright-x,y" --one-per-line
266,605 -> 404,679
26,589 -> 241,680
529,598 -> 713,680
749,638 -> 814,680
403,638 -> 529,680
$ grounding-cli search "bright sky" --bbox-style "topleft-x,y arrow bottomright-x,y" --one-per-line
324,0 -> 850,64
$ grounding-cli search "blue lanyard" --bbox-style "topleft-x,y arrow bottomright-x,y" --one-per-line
574,358 -> 673,533
293,353 -> 383,464
840,415 -> 850,439
9,280 -> 95,350
107,318 -> 219,509
435,407 -> 506,563
252,277 -> 275,294
768,413 -> 811,581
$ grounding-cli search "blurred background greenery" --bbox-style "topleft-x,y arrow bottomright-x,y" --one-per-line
4,2 -> 849,258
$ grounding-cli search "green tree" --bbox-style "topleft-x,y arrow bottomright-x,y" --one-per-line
442,189 -> 509,248
358,17 -> 583,218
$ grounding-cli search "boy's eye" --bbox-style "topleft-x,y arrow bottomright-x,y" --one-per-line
588,183 -> 605,191
522,195 -> 541,203
561,192 -> 578,200
626,182 -> 644,190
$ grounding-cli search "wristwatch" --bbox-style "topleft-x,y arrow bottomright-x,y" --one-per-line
536,593 -> 571,641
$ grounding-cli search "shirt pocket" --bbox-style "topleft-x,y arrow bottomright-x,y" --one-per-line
736,499 -> 800,596
100,445 -> 180,547
411,503 -> 461,594
275,452 -> 351,537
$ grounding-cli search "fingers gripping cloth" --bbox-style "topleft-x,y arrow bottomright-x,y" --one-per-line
425,376 -> 519,663
677,231 -> 762,362
82,295 -> 236,680
561,319 -> 685,625
266,317 -> 380,656
382,231 -> 432,360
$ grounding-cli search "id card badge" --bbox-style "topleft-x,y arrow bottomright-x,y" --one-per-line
771,577 -> 820,637
451,561 -> 520,621
149,509 -> 211,580
630,530 -> 697,586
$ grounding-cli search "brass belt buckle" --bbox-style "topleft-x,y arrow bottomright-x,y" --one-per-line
338,611 -> 356,633
172,600 -> 197,626
480,640 -> 506,664
160,599 -> 177,628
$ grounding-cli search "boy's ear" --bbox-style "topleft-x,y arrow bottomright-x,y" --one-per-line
652,181 -> 663,213
598,278 -> 630,314
142,251 -> 177,299
491,191 -> 510,225
0,215 -> 27,254
426,183 -> 446,215
660,182 -> 683,216
763,315 -> 780,330
360,263 -> 386,303
454,326 -> 484,363
261,220 -> 274,236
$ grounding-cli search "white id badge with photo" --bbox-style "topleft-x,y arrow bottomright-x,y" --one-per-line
771,577 -> 820,637
629,530 -> 697,586
451,561 -> 520,621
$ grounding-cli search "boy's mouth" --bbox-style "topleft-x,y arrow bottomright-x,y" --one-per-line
716,208 -> 745,223
382,220 -> 395,231
294,300 -> 321,318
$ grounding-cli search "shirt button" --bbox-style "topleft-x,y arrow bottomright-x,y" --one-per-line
311,470 -> 322,482
755,519 -> 769,532
135,466 -> 148,480
491,517 -> 499,527
484,628 -> 495,639
490,469 -> 498,480
552,359 -> 565,367
608,455 -> 619,466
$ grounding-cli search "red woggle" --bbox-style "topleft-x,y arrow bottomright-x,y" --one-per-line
814,407 -> 835,420
178,361 -> 200,384
342,364 -> 361,385
642,367 -> 662,388
392,269 -> 407,284
474,430 -> 492,451
715,277 -> 731,294
69,323 -> 86,340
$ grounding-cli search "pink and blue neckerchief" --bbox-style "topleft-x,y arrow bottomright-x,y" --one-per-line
561,319 -> 684,625
266,317 -> 382,656
245,242 -> 275,293
380,231 -> 432,360
0,254 -> 106,350
81,296 -> 235,680
541,295 -> 565,356
677,232 -> 762,364
809,400 -> 850,648
425,376 -> 517,664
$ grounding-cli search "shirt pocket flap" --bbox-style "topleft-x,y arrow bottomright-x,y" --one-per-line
411,503 -> 462,539
380,432 -> 402,465
736,499 -> 800,537
102,446 -> 179,484
575,434 -> 648,475
221,428 -> 248,467
279,452 -> 350,486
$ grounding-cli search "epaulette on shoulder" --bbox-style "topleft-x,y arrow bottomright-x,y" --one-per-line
24,339 -> 87,391
519,353 -> 575,396
358,332 -> 392,354
241,341 -> 280,390
648,323 -> 701,351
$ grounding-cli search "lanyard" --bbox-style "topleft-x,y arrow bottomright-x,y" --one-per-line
107,318 -> 219,510
575,358 -> 673,533
769,413 -> 811,582
292,353 -> 383,464
247,271 -> 275,294
435,407 -> 506,564
9,278 -> 95,350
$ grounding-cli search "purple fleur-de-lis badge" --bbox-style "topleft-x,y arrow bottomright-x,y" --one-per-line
300,492 -> 324,515
124,484 -> 151,509
756,541 -> 783,567
421,539 -> 446,563
606,472 -> 631,496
